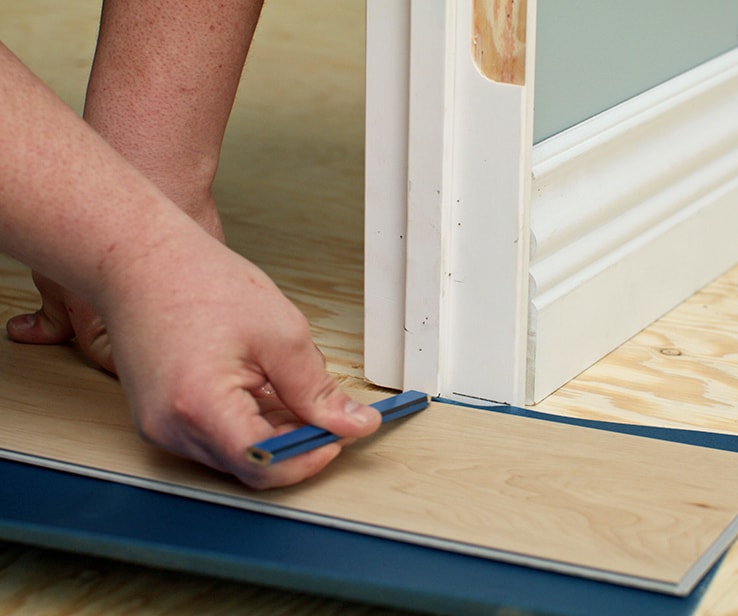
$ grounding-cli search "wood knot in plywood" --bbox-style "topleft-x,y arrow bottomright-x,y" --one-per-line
472,0 -> 527,85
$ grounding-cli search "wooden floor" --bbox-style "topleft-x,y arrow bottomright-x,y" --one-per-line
2,1 -> 738,614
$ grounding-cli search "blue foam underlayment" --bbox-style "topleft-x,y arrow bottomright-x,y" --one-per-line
435,397 -> 738,453
2,397 -> 737,616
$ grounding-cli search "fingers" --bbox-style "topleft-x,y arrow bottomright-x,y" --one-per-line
240,443 -> 342,490
85,250 -> 377,489
134,385 -> 346,490
263,327 -> 381,441
6,306 -> 74,345
6,272 -> 116,372
251,380 -> 277,399
67,300 -> 116,373
6,273 -> 72,343
235,441 -> 343,490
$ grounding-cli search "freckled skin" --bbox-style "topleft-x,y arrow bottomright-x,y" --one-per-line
0,2 -> 382,488
13,0 -> 264,368
85,0 -> 263,238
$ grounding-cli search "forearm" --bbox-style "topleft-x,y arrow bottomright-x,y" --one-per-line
0,29 -> 382,490
84,0 -> 263,230
0,43 -> 204,307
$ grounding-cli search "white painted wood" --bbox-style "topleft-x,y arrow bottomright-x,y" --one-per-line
363,0 -> 411,389
441,0 -> 536,405
366,4 -> 738,406
401,0 -> 457,396
528,48 -> 738,402
365,0 -> 537,404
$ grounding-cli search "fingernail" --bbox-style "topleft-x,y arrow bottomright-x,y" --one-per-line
344,399 -> 373,425
10,313 -> 36,331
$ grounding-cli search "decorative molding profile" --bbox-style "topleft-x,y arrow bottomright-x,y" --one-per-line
527,48 -> 738,403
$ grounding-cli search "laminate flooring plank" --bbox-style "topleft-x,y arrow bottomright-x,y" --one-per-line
1,336 -> 738,595
2,0 -> 738,612
0,1 -> 386,611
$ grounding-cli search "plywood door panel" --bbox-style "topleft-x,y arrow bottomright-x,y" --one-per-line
1,337 -> 738,595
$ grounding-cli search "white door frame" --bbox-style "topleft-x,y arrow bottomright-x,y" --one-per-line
365,0 -> 535,404
364,0 -> 738,405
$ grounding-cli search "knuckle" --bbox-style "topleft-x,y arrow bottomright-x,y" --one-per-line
134,385 -> 206,446
282,310 -> 312,344
132,407 -> 166,446
169,387 -> 208,430
311,372 -> 341,403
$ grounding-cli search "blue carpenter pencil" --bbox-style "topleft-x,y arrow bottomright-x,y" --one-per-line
246,390 -> 429,465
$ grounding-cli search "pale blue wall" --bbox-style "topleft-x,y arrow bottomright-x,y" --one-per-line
534,0 -> 738,143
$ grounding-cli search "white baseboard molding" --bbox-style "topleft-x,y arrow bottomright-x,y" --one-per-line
528,48 -> 738,404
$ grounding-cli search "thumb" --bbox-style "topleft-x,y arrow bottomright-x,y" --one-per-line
266,341 -> 381,439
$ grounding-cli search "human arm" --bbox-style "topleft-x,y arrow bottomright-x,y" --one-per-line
0,43 -> 381,488
8,0 -> 264,366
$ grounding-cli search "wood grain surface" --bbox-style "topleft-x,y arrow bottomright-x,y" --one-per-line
1,333 -> 738,594
472,0 -> 527,84
2,0 -> 738,614
534,265 -> 738,433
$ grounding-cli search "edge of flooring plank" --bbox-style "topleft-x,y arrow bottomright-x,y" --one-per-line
4,391 -> 738,599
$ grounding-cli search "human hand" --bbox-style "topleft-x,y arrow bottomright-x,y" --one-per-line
102,232 -> 381,488
0,36 -> 379,489
7,271 -> 115,372
9,234 -> 381,489
6,198 -> 226,372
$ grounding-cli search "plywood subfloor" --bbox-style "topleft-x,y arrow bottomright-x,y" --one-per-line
3,0 -> 738,614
